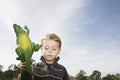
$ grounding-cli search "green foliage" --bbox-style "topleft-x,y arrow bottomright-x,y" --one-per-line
0,65 -> 3,72
0,64 -> 120,80
76,70 -> 86,80
0,64 -> 20,80
89,70 -> 101,80
75,69 -> 120,80
102,74 -> 120,80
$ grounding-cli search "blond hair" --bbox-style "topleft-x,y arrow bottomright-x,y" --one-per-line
41,33 -> 62,48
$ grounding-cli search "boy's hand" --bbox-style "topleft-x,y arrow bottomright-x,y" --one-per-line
19,61 -> 26,71
19,60 -> 33,71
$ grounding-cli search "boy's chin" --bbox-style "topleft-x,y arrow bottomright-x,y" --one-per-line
46,58 -> 55,62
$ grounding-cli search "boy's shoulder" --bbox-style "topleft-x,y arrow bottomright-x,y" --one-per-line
55,62 -> 66,69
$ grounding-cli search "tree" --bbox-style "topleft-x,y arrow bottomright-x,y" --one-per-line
8,64 -> 16,71
76,70 -> 86,80
116,73 -> 120,80
89,70 -> 101,80
0,64 -> 4,80
102,73 -> 120,80
2,64 -> 20,80
8,64 -> 20,79
0,65 -> 3,72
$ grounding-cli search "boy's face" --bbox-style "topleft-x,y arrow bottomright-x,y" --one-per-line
41,39 -> 61,64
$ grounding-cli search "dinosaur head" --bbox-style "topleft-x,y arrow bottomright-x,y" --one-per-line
13,24 -> 26,37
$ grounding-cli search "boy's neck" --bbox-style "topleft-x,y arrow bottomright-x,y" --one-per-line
46,60 -> 55,64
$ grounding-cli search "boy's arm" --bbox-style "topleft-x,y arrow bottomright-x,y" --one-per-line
63,68 -> 69,80
18,70 -> 33,80
17,60 -> 34,80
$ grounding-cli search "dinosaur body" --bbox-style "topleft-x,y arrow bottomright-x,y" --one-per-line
13,24 -> 41,75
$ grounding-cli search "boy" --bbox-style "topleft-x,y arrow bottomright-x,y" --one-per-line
18,33 -> 69,80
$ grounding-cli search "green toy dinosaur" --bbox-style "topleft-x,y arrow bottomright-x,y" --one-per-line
13,24 -> 42,75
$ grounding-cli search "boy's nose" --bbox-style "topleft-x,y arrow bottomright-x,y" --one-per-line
48,49 -> 52,53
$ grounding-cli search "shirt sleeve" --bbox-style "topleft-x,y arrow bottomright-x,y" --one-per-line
63,68 -> 69,80
18,70 -> 33,80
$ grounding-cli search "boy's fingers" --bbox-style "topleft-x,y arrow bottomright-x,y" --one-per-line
20,63 -> 26,67
21,60 -> 25,62
18,61 -> 26,69
19,63 -> 26,71
18,60 -> 32,70
20,67 -> 26,71
21,62 -> 26,65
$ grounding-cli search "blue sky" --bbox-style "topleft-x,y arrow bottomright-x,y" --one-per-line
0,0 -> 120,77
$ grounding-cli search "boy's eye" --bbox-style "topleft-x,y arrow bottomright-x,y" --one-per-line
53,48 -> 57,50
44,47 -> 49,50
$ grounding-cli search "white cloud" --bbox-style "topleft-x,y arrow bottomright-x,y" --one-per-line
0,0 -> 21,30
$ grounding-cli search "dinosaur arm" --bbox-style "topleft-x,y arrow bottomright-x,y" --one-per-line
32,42 -> 42,51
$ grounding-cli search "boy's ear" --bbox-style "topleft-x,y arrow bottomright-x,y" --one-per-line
60,48 -> 61,51
58,48 -> 61,54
